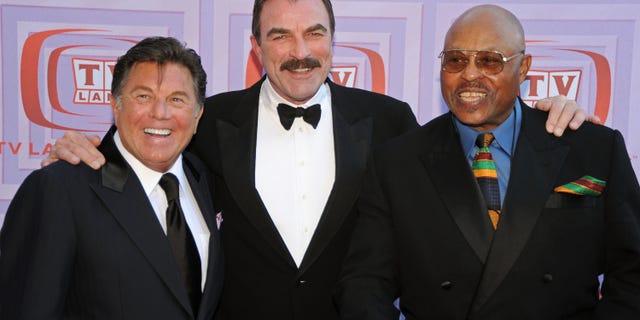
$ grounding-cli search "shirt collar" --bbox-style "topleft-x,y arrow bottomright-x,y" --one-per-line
113,130 -> 186,196
454,99 -> 523,157
261,77 -> 328,111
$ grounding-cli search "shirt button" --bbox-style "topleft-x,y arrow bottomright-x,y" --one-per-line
302,194 -> 307,200
298,127 -> 304,133
300,161 -> 305,167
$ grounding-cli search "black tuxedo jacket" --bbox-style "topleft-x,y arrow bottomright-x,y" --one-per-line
336,104 -> 640,320
0,131 -> 223,320
188,78 -> 417,320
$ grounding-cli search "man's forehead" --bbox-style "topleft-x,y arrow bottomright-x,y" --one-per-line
125,62 -> 193,91
445,22 -> 512,51
260,0 -> 330,26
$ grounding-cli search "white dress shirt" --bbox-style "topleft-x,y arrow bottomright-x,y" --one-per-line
114,131 -> 210,290
255,79 -> 336,267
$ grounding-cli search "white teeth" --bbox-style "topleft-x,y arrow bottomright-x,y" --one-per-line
144,128 -> 171,136
293,68 -> 311,73
459,92 -> 486,97
459,92 -> 486,102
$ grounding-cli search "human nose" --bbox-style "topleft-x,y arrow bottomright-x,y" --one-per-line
460,54 -> 483,81
150,99 -> 171,119
291,35 -> 311,59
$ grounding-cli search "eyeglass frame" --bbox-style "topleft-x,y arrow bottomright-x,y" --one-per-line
437,49 -> 526,75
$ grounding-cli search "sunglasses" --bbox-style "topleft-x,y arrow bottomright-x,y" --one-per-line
438,49 -> 525,75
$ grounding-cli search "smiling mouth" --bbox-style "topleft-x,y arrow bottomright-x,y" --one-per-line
291,68 -> 312,73
144,128 -> 171,136
459,92 -> 487,102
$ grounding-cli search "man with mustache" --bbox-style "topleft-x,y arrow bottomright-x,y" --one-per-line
43,1 -> 593,319
335,4 -> 640,319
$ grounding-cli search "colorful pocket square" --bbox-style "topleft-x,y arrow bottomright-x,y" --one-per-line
554,175 -> 606,196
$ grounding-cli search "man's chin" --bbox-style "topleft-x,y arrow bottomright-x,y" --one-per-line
284,88 -> 322,104
451,110 -> 486,126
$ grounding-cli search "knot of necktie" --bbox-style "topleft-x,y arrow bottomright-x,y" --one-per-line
160,173 -> 179,202
475,132 -> 495,148
276,103 -> 321,130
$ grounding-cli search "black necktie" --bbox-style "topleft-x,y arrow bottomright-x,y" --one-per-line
276,103 -> 321,130
159,173 -> 202,314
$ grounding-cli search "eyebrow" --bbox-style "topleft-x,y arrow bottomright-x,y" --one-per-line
306,23 -> 328,34
265,23 -> 328,38
169,91 -> 191,98
129,86 -> 191,98
129,85 -> 153,93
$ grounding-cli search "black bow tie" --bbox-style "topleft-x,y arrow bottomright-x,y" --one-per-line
276,103 -> 321,130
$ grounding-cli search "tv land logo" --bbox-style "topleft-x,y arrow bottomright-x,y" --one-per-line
4,56 -> 116,156
72,58 -> 116,105
18,29 -> 137,133
0,28 -> 141,157
522,70 -> 582,106
521,48 -> 612,123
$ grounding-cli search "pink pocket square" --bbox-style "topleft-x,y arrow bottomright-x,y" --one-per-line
554,175 -> 606,196
216,212 -> 223,230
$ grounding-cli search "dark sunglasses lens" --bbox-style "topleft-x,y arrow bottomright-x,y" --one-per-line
475,52 -> 505,74
442,51 -> 468,73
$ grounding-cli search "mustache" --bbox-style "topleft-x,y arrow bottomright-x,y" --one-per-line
455,82 -> 489,93
279,57 -> 322,71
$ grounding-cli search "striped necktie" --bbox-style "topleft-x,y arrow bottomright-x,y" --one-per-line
472,133 -> 501,229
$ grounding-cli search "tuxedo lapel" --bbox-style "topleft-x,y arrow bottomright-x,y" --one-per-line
298,85 -> 372,274
183,155 -> 215,231
470,106 -> 570,312
90,132 -> 193,316
182,154 -> 222,320
216,81 -> 296,268
420,114 -> 494,263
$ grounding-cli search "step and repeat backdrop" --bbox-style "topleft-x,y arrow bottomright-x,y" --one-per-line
0,0 -> 639,225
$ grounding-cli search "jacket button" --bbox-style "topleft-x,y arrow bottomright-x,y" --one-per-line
440,281 -> 452,290
542,274 -> 553,283
297,280 -> 307,287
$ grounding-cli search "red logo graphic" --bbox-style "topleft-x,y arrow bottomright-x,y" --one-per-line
522,70 -> 582,106
563,49 -> 612,123
523,42 -> 612,123
72,58 -> 116,105
20,28 -> 138,131
330,66 -> 357,87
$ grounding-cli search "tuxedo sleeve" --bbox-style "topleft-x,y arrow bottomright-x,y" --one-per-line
392,101 -> 419,134
595,130 -> 640,318
375,100 -> 418,143
334,156 -> 400,320
0,168 -> 76,320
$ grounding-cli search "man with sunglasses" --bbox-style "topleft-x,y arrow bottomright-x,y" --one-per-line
335,4 -> 640,320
